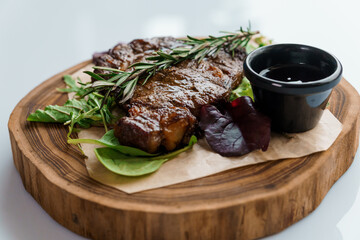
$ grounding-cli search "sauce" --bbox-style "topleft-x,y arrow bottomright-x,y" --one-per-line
259,64 -> 326,83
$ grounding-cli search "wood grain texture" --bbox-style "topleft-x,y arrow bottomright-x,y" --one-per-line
8,60 -> 360,240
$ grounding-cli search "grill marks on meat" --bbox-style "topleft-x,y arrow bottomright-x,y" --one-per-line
116,106 -> 196,153
93,37 -> 246,153
93,37 -> 182,71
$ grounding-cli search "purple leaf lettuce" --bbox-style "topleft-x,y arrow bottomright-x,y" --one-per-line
199,96 -> 271,157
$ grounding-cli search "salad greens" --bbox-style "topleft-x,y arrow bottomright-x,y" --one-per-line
71,130 -> 197,176
27,75 -> 115,136
56,75 -> 87,95
199,97 -> 271,157
229,35 -> 271,102
94,136 -> 197,176
68,130 -> 157,157
245,35 -> 272,53
230,77 -> 254,102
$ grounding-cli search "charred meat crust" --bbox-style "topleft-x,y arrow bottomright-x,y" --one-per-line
94,37 -> 246,153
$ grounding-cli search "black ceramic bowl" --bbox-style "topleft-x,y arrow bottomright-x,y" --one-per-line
244,43 -> 342,133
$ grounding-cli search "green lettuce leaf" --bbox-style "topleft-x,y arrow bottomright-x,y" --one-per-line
27,75 -> 115,133
68,129 -> 156,157
230,77 -> 254,102
27,99 -> 95,128
245,35 -> 272,54
56,75 -> 86,95
93,135 -> 197,176
231,35 -> 271,102
27,104 -> 79,123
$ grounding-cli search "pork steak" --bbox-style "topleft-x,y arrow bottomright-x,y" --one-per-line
93,37 -> 246,153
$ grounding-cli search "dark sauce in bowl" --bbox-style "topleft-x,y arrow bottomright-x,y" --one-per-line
244,43 -> 343,133
259,63 -> 326,83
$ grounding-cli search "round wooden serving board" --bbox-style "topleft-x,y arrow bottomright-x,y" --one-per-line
8,60 -> 360,240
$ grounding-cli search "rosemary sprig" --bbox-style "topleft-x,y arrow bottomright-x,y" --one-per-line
83,26 -> 258,105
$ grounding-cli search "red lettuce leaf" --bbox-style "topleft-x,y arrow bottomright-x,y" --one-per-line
199,96 -> 271,157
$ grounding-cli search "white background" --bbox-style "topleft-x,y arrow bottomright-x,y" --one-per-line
1,0 -> 360,239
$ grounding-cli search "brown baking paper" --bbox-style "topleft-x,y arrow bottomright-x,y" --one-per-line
70,65 -> 343,194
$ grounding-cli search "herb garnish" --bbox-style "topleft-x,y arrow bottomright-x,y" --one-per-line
27,75 -> 116,144
82,26 -> 258,104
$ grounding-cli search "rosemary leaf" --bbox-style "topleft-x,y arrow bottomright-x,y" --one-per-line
83,71 -> 106,81
83,26 -> 258,105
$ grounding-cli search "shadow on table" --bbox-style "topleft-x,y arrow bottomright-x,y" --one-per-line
0,158 -> 87,240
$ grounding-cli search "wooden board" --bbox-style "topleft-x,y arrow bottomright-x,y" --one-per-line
8,60 -> 360,240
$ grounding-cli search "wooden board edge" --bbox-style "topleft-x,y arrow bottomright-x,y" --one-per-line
7,65 -> 360,213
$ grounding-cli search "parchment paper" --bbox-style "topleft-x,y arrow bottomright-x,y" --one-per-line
70,65 -> 343,194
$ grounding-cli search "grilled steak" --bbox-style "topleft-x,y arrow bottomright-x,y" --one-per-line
93,37 -> 246,153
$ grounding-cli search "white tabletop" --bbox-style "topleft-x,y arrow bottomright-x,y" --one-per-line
1,0 -> 359,239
